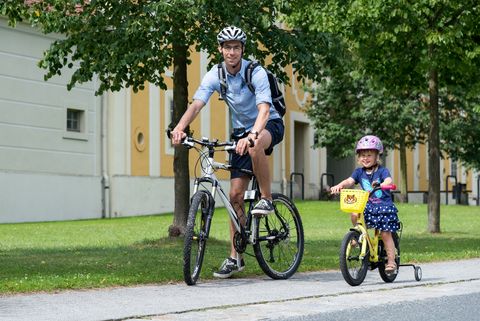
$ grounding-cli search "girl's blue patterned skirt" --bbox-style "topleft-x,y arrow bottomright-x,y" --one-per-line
363,202 -> 400,232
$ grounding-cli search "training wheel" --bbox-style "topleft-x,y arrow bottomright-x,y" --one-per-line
414,266 -> 422,281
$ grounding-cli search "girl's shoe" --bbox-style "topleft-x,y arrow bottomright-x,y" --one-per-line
385,262 -> 397,275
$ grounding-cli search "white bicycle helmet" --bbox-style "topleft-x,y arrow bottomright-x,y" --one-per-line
217,26 -> 247,45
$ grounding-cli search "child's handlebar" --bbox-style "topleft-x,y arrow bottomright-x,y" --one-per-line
367,183 -> 396,197
379,184 -> 396,191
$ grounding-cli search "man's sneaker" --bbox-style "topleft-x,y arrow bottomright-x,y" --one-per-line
213,257 -> 245,279
251,198 -> 274,216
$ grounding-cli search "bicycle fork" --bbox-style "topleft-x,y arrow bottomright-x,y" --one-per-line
350,225 -> 371,261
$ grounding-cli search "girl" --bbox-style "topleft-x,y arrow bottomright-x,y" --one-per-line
330,135 -> 400,274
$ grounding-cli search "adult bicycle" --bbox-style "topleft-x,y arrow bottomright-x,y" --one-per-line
168,132 -> 304,285
338,185 -> 422,286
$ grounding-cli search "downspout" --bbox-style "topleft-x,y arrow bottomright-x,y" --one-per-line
101,94 -> 110,218
281,119 -> 288,196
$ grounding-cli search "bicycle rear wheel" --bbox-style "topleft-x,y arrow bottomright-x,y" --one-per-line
378,232 -> 400,282
183,190 -> 212,285
339,230 -> 369,286
253,193 -> 304,279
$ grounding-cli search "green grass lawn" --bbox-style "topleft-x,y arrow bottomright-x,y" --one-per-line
0,201 -> 479,294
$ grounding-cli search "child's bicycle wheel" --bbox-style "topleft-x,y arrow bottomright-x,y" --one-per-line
378,232 -> 400,283
339,230 -> 369,286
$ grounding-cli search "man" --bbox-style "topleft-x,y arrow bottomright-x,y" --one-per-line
170,26 -> 284,278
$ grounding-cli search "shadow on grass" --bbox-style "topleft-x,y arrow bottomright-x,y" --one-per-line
0,237 -> 229,293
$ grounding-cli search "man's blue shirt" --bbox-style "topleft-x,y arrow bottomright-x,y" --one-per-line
193,58 -> 280,130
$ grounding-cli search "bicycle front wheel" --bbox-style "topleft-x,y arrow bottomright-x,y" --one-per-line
339,230 -> 369,286
183,190 -> 212,285
253,193 -> 304,279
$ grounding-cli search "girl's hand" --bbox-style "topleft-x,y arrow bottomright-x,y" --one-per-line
330,185 -> 342,194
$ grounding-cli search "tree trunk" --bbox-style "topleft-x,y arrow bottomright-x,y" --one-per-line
398,139 -> 408,203
169,40 -> 190,237
427,49 -> 441,233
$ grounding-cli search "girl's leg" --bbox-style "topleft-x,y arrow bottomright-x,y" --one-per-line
381,231 -> 396,269
350,213 -> 358,226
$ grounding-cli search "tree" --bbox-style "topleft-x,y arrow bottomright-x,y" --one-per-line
2,0 -> 328,236
287,0 -> 480,233
307,65 -> 428,202
440,89 -> 480,170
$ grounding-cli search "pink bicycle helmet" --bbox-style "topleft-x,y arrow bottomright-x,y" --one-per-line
355,135 -> 384,154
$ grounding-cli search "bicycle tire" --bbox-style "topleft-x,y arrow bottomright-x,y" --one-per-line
183,190 -> 212,285
253,193 -> 304,279
378,232 -> 400,283
339,230 -> 369,286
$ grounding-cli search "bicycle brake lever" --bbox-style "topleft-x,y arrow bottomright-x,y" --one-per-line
182,138 -> 194,148
225,143 -> 236,153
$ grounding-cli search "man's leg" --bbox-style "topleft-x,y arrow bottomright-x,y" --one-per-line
228,176 -> 250,257
249,130 -> 273,200
213,176 -> 250,278
249,130 -> 276,216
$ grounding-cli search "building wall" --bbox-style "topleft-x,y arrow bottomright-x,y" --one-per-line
0,19 -> 102,223
391,144 -> 479,205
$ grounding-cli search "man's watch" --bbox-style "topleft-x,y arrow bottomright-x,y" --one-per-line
249,130 -> 259,139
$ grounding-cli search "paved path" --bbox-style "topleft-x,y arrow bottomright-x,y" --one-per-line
1,258 -> 479,321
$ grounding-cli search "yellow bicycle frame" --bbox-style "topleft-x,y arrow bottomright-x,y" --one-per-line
348,211 -> 381,263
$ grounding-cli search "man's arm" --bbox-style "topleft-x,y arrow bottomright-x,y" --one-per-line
251,102 -> 270,135
171,99 -> 206,145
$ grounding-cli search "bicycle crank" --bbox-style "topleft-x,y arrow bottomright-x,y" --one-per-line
233,231 -> 247,253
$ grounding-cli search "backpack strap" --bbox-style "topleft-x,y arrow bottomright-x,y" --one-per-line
217,62 -> 227,100
244,60 -> 260,94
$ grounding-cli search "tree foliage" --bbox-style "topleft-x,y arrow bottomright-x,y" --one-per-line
2,0 -> 329,94
287,0 -> 480,232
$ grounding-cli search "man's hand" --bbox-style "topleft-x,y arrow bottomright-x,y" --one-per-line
171,129 -> 186,145
235,137 -> 248,155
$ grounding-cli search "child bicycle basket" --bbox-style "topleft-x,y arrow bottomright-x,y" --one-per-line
340,189 -> 369,213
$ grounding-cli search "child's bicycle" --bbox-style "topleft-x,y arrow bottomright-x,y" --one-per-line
168,131 -> 304,285
338,185 -> 422,286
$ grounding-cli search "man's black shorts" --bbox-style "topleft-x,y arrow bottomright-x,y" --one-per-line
230,118 -> 284,179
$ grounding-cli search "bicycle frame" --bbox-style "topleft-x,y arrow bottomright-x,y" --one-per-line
191,143 -> 259,244
349,212 -> 381,263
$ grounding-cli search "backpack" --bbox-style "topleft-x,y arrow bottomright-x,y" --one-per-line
217,61 -> 286,117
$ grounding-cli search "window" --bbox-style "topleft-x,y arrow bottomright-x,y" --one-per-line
66,109 -> 83,132
64,107 -> 88,141
451,160 -> 457,177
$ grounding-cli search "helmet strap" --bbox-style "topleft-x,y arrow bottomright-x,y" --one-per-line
364,164 -> 378,172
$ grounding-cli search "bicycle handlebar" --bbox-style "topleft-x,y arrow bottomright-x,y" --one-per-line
369,183 -> 396,196
379,184 -> 396,191
166,129 -> 236,151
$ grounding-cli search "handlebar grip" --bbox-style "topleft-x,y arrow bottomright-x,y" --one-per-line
381,184 -> 397,191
